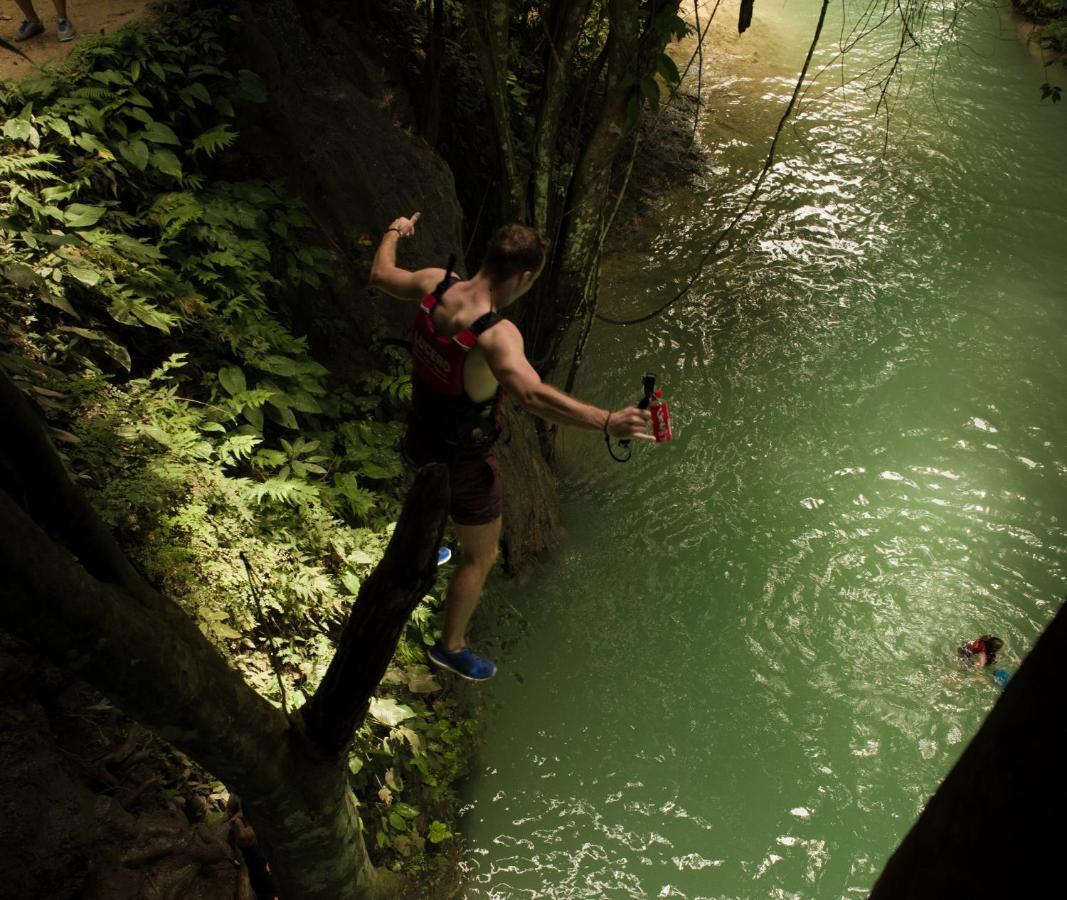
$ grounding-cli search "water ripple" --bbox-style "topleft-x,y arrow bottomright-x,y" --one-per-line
462,2 -> 1067,896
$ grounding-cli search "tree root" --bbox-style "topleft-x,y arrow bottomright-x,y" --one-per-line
122,821 -> 235,870
119,775 -> 160,812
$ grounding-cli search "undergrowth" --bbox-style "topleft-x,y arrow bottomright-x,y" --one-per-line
0,4 -> 471,875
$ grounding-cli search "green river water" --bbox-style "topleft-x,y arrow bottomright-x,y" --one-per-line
458,2 -> 1067,897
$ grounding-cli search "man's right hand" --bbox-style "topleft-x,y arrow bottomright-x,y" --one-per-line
388,212 -> 421,237
607,406 -> 654,440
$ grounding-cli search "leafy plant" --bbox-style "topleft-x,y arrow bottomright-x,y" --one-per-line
1,5 -> 476,877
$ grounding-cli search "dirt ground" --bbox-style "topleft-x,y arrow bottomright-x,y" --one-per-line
0,632 -> 256,899
0,0 -> 152,84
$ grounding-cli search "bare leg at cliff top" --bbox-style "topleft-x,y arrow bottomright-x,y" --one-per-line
441,518 -> 502,652
13,0 -> 73,40
14,0 -> 67,21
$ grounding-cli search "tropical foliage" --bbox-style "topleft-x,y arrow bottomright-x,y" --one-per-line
0,7 -> 471,872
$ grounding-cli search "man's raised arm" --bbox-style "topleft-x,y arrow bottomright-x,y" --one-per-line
368,212 -> 445,301
481,321 -> 652,440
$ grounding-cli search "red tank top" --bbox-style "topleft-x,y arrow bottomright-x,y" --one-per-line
408,272 -> 504,449
410,288 -> 500,397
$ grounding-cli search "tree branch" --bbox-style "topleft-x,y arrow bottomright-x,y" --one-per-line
0,488 -> 290,794
596,0 -> 831,326
463,0 -> 525,220
301,463 -> 450,755
0,366 -> 154,599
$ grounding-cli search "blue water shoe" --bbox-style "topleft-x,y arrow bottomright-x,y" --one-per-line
428,642 -> 497,681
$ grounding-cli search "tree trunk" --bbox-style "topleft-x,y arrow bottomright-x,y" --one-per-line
521,0 -> 681,377
0,368 -> 450,899
869,601 -> 1067,897
0,487 -> 382,899
522,0 -> 643,373
530,0 -> 595,236
419,0 -> 446,147
462,0 -> 525,220
302,465 -> 449,753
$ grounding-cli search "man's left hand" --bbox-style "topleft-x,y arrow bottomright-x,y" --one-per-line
608,405 -> 654,440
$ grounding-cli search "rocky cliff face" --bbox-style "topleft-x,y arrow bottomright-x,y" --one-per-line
232,0 -> 463,353
231,0 -> 561,572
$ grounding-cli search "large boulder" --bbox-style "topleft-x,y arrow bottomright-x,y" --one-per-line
231,0 -> 464,360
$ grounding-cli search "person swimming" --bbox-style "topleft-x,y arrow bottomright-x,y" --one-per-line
957,634 -> 1004,668
958,634 -> 1011,686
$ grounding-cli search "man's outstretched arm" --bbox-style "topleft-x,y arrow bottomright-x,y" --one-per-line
481,321 -> 652,439
368,212 -> 446,301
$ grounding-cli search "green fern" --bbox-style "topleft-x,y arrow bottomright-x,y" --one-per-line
0,151 -> 61,179
192,124 -> 237,157
1,16 -> 434,814
244,477 -> 320,506
217,433 -> 262,466
148,191 -> 203,237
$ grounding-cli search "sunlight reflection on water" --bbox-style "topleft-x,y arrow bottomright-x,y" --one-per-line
458,2 -> 1067,897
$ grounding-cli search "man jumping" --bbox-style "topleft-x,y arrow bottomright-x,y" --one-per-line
370,213 -> 651,681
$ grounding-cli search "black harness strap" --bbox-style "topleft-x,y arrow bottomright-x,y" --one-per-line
466,310 -> 500,336
391,256 -> 460,350
433,257 -> 500,348
433,255 -> 457,300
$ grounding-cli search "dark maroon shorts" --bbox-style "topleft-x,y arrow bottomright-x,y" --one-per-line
403,423 -> 502,526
